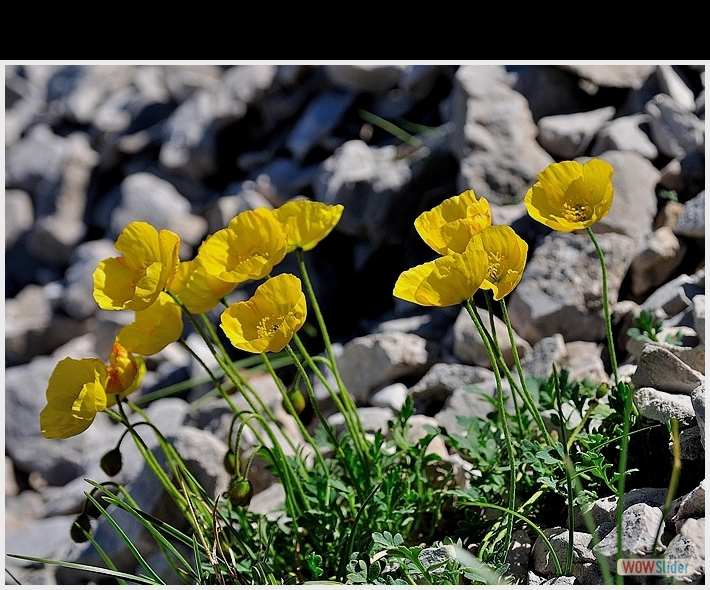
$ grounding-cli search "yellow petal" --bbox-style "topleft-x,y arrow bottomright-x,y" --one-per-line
524,159 -> 614,232
40,358 -> 108,439
171,258 -> 237,314
414,190 -> 492,254
393,246 -> 488,307
199,208 -> 286,283
273,200 -> 344,253
93,221 -> 181,311
116,291 -> 184,356
220,274 -> 307,353
476,226 -> 528,300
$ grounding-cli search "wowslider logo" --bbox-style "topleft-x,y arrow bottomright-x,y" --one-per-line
617,558 -> 698,577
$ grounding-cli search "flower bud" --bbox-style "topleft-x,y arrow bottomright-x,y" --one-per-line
596,383 -> 609,398
100,448 -> 123,477
223,449 -> 237,475
70,513 -> 92,543
226,476 -> 253,507
285,389 -> 306,415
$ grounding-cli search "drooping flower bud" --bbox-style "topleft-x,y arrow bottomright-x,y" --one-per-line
223,449 -> 238,475
100,447 -> 123,477
70,513 -> 93,543
285,389 -> 306,415
226,476 -> 253,507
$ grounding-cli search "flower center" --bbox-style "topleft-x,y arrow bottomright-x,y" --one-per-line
487,252 -> 504,282
561,201 -> 591,223
256,315 -> 282,339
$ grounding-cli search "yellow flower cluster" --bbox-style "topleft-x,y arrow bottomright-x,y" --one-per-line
394,158 -> 614,307
41,200 -> 344,438
394,190 -> 528,306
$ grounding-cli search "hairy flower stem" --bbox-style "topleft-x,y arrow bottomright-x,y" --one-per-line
296,249 -> 369,462
585,228 -> 619,386
614,382 -> 633,585
259,353 -> 330,478
466,300 -> 515,562
472,303 -> 554,448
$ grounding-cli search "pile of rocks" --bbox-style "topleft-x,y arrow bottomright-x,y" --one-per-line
5,63 -> 705,584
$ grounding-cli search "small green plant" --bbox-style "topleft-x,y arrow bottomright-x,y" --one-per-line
627,309 -> 685,346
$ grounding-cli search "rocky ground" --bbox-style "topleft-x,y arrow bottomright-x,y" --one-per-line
4,63 -> 706,584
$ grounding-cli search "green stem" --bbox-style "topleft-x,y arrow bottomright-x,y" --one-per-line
465,300 -> 515,563
483,294 -> 523,435
499,298 -> 555,447
552,368 -> 574,576
259,352 -> 330,478
585,228 -> 619,386
614,382 -> 633,585
296,249 -> 369,462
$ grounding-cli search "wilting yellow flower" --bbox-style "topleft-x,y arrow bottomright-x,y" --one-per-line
116,292 -> 184,356
272,200 -> 344,253
475,226 -> 528,300
198,208 -> 287,284
221,274 -> 307,354
524,159 -> 614,232
104,342 -> 146,406
414,189 -> 491,255
40,358 -> 109,439
170,258 -> 237,314
393,244 -> 489,307
93,221 -> 181,311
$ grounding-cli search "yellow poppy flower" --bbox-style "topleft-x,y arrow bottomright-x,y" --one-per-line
116,292 -> 184,356
393,244 -> 489,307
272,200 -> 344,253
40,358 -> 109,439
170,258 -> 237,314
524,159 -> 614,232
198,208 -> 287,284
93,221 -> 181,311
475,226 -> 528,300
414,189 -> 492,255
104,342 -> 146,406
220,274 -> 307,354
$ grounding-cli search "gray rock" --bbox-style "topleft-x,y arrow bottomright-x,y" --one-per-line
6,515 -> 75,582
507,231 -> 636,344
328,406 -> 394,435
452,307 -> 531,368
369,382 -> 409,411
249,482 -> 285,519
335,331 -> 430,403
61,239 -> 118,320
532,527 -> 596,576
629,226 -> 687,296
640,269 -> 704,320
172,426 -> 231,499
434,380 -> 514,436
631,344 -> 704,394
656,65 -> 697,112
26,215 -> 86,266
590,150 -> 660,246
5,124 -> 66,217
538,107 -> 615,159
560,65 -> 657,89
590,114 -> 658,160
540,575 -> 578,585
645,93 -> 705,158
663,518 -> 705,583
563,341 -> 609,384
5,189 -> 34,249
693,295 -> 705,345
418,545 -> 456,574
679,425 -> 704,460
579,488 -> 669,530
103,173 -> 207,251
409,362 -> 494,403
672,480 -> 705,526
691,384 -> 705,447
519,334 -> 568,379
674,190 -> 705,238
286,90 -> 356,163
451,65 -> 553,205
313,139 -> 414,246
5,284 -> 53,362
594,503 -> 665,568
324,64 -> 404,93
632,387 -> 696,425
205,184 -> 273,234
506,529 -> 532,584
